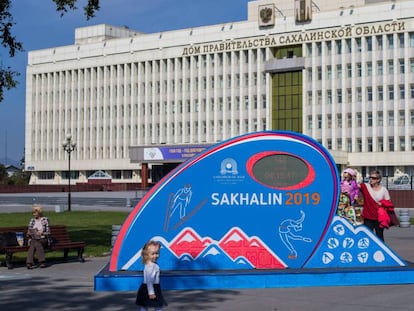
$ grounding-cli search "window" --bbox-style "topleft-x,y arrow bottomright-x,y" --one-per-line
347,113 -> 352,127
336,41 -> 342,54
356,38 -> 362,52
39,171 -> 55,180
367,112 -> 373,127
336,64 -> 342,79
317,115 -> 322,129
378,137 -> 384,152
388,86 -> 394,100
367,87 -> 373,102
326,41 -> 332,53
347,64 -> 352,77
356,113 -> 362,127
410,32 -> 414,47
377,35 -> 383,49
346,39 -> 352,53
327,114 -> 332,128
316,43 -> 322,56
400,137 -> 406,151
378,111 -> 383,126
399,33 -> 405,48
307,116 -> 312,129
336,114 -> 342,128
367,138 -> 373,152
317,67 -> 322,80
357,138 -> 362,152
327,65 -> 332,79
377,61 -> 383,75
357,63 -> 362,77
346,88 -> 352,103
307,91 -> 312,105
306,43 -> 312,56
357,88 -> 362,102
389,137 -> 394,151
327,139 -> 332,149
367,62 -> 372,76
366,37 -> 372,51
399,110 -> 405,126
337,89 -> 342,103
387,34 -> 394,49
388,60 -> 394,74
378,86 -> 383,101
399,59 -> 405,74
399,85 -> 405,99
327,90 -> 332,105
337,138 -> 342,150
388,111 -> 394,126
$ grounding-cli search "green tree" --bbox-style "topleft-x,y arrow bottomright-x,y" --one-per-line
0,0 -> 100,102
8,169 -> 30,185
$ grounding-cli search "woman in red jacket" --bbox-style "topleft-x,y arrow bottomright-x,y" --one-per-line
360,170 -> 391,241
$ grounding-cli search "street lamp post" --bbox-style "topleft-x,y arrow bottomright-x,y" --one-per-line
62,134 -> 76,212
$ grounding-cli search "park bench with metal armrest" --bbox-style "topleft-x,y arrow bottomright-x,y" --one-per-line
0,225 -> 85,269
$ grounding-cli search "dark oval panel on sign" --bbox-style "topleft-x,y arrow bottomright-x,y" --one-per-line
247,151 -> 316,190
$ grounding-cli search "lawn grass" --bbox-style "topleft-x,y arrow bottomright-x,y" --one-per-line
0,211 -> 129,263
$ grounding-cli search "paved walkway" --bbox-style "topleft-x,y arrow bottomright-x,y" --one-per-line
1,192 -> 414,310
0,226 -> 413,310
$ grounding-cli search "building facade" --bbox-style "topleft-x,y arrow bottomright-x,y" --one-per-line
25,0 -> 414,185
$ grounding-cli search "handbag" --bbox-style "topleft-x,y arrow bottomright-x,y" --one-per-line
379,200 -> 400,227
378,207 -> 391,229
387,210 -> 400,227
47,236 -> 57,247
0,232 -> 19,247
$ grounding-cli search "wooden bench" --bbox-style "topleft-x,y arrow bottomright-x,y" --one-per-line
0,225 -> 85,269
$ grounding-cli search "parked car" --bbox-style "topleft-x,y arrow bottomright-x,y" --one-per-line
387,174 -> 412,190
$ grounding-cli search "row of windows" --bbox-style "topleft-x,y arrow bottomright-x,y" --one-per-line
39,170 -> 133,180
307,58 -> 414,81
34,71 -> 267,104
32,94 -> 267,126
308,110 -> 414,129
322,137 -> 414,153
31,117 -> 268,160
308,84 -> 414,105
306,32 -> 414,56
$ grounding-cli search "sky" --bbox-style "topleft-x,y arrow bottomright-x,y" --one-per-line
0,0 -> 249,166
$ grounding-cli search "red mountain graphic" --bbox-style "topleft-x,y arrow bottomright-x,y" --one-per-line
219,227 -> 286,269
167,227 -> 286,269
169,228 -> 212,258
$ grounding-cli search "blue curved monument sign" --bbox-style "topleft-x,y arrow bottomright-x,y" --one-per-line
98,131 -> 409,291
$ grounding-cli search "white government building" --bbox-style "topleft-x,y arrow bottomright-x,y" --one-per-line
25,0 -> 414,186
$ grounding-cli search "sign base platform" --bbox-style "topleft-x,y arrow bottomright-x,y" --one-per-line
95,263 -> 414,291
